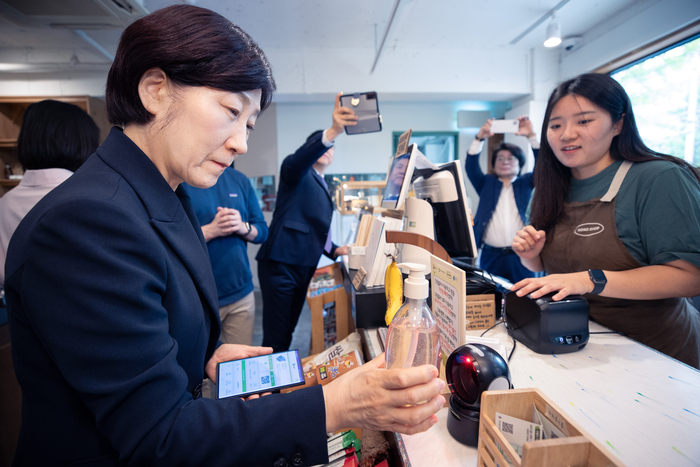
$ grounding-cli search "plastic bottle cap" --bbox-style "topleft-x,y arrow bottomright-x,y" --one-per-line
397,262 -> 429,299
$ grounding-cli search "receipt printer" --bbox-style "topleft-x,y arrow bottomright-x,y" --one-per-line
505,292 -> 589,354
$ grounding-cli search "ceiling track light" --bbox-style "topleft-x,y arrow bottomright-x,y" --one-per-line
509,0 -> 572,46
544,15 -> 562,48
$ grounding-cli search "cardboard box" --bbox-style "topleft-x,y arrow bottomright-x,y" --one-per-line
307,263 -> 355,355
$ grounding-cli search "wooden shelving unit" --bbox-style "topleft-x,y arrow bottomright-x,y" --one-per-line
0,95 -> 111,197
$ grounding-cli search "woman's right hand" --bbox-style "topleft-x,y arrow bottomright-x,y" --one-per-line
476,119 -> 494,140
322,353 -> 446,435
512,225 -> 546,261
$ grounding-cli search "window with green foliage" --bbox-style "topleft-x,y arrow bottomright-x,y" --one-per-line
611,34 -> 700,165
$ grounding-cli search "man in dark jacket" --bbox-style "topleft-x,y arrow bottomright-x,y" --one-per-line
465,116 -> 539,283
256,93 -> 357,352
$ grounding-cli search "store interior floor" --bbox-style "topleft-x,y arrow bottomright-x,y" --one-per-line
251,290 -> 312,359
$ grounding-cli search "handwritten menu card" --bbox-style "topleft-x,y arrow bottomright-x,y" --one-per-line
430,255 -> 466,363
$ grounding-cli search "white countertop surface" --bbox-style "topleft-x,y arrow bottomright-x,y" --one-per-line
391,321 -> 700,467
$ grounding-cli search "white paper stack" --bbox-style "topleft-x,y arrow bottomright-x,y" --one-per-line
362,216 -> 402,287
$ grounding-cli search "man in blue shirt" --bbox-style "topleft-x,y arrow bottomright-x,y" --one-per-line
183,167 -> 268,348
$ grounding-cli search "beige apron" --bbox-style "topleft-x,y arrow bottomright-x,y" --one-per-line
540,161 -> 700,369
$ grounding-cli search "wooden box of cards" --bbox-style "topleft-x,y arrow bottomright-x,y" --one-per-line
478,388 -> 626,467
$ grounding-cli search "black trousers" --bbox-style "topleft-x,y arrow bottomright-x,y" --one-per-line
258,259 -> 317,353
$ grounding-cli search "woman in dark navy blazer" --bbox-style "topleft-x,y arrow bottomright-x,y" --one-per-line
4,6 -> 445,466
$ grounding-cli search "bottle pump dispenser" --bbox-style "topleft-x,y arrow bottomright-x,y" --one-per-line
384,263 -> 440,369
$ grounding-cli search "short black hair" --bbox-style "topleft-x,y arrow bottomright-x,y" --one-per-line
106,4 -> 276,127
491,143 -> 525,175
17,100 -> 99,172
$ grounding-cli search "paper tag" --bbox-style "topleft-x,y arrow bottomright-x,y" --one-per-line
545,404 -> 571,437
395,129 -> 412,156
431,256 -> 466,358
495,412 -> 543,464
531,404 -> 566,440
349,245 -> 366,255
465,294 -> 496,331
352,267 -> 366,289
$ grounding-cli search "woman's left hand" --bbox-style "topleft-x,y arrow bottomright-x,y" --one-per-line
205,344 -> 273,383
511,271 -> 593,301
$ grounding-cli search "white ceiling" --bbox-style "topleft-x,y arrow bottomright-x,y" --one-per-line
0,0 -> 691,102
0,0 -> 641,62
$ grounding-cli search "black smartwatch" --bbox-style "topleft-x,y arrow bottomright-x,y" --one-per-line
588,269 -> 607,294
244,222 -> 251,235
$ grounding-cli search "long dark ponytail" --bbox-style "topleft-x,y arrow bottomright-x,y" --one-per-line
530,73 -> 700,233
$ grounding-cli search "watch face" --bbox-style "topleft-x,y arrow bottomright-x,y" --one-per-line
589,269 -> 606,283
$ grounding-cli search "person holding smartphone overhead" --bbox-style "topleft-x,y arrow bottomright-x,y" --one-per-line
465,116 -> 540,283
5,6 -> 446,466
256,93 -> 358,353
511,73 -> 700,369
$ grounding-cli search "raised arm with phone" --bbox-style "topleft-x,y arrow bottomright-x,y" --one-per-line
257,92 -> 357,354
464,116 -> 540,284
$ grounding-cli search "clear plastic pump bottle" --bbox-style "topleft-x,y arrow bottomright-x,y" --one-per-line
385,263 -> 441,369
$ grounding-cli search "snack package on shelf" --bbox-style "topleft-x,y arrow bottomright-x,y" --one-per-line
305,332 -> 362,372
282,342 -> 364,394
315,350 -> 363,386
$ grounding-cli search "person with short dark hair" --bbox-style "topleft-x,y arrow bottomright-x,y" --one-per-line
5,6 -> 445,466
465,116 -> 539,283
0,99 -> 99,287
512,73 -> 700,369
257,93 -> 357,353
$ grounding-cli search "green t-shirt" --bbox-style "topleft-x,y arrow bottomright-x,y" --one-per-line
568,159 -> 700,269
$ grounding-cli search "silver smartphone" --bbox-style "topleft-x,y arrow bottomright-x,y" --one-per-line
490,119 -> 519,133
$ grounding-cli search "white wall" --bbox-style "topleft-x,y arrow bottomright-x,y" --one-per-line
265,47 -> 531,102
0,71 -> 108,96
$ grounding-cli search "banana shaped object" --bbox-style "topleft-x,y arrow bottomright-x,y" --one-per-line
384,255 -> 403,326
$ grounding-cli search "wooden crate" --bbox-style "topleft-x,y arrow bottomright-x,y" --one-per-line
307,263 -> 355,355
478,388 -> 625,467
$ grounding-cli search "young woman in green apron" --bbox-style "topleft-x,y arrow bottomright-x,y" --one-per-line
511,73 -> 700,369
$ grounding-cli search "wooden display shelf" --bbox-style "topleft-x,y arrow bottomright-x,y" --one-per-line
334,180 -> 386,215
478,388 -> 625,467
